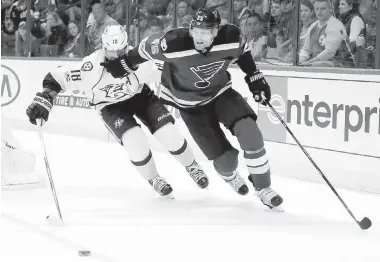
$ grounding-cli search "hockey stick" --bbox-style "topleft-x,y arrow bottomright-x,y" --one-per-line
257,94 -> 372,230
36,119 -> 64,226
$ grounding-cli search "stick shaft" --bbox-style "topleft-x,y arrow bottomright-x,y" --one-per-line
37,120 -> 63,220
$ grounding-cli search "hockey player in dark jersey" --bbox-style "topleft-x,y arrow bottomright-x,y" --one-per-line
103,8 -> 283,209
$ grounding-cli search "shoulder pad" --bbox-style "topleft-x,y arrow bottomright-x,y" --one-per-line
214,24 -> 240,45
159,28 -> 192,53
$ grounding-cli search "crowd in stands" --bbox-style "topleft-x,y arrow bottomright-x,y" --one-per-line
1,0 -> 378,68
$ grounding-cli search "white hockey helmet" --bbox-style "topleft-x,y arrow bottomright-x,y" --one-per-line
102,25 -> 128,52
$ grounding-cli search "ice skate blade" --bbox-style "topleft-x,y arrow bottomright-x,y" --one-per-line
163,193 -> 175,200
269,205 -> 284,212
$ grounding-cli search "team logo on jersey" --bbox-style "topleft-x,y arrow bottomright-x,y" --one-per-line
81,62 -> 93,71
114,118 -> 124,128
100,83 -> 132,100
64,71 -> 71,82
160,38 -> 167,51
190,61 -> 225,88
151,39 -> 160,55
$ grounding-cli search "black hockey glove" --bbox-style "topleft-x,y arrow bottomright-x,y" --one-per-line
26,92 -> 54,125
245,70 -> 271,106
100,54 -> 138,78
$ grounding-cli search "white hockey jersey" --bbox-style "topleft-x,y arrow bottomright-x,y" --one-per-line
48,49 -> 162,111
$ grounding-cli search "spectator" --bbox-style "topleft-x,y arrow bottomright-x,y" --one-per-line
108,0 -> 126,25
143,0 -> 170,16
34,0 -> 50,13
365,9 -> 376,50
86,0 -> 112,28
177,0 -> 192,26
245,13 -> 267,61
64,21 -> 91,57
1,0 -> 17,55
238,14 -> 250,38
280,0 -> 316,62
338,0 -> 366,44
280,0 -> 294,13
9,0 -> 30,29
2,0 -> 17,35
217,6 -> 229,24
299,0 -> 317,49
30,11 -> 45,39
15,21 -> 41,57
233,0 -> 249,25
276,0 -> 294,52
363,9 -> 376,67
299,0 -> 346,66
248,0 -> 270,18
359,0 -> 376,23
267,0 -> 283,48
88,3 -> 119,51
181,14 -> 194,27
205,0 -> 226,7
62,0 -> 83,23
141,16 -> 164,39
44,11 -> 70,56
188,0 -> 206,11
334,0 -> 367,67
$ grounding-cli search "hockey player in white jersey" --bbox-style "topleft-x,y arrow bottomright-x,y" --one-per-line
25,25 -> 209,197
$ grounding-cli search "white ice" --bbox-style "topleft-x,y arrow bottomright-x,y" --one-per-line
1,130 -> 379,262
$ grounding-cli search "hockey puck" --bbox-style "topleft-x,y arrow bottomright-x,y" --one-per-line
78,250 -> 91,256
359,217 -> 372,230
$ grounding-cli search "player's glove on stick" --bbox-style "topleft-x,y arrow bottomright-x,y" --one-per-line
26,92 -> 53,125
100,55 -> 138,78
245,71 -> 271,106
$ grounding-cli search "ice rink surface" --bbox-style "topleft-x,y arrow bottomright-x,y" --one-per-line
1,130 -> 379,262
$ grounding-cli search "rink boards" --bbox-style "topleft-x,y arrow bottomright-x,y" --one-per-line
1,58 -> 379,192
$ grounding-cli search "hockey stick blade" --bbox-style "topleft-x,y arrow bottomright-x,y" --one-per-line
46,215 -> 64,227
261,93 -> 371,230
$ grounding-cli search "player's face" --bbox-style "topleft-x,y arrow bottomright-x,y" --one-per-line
190,27 -> 218,51
105,48 -> 126,60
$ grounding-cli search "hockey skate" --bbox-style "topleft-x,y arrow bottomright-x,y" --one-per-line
219,171 -> 249,196
248,175 -> 283,210
185,160 -> 209,189
148,176 -> 174,198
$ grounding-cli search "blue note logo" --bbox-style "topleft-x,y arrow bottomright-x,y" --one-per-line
190,61 -> 225,88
